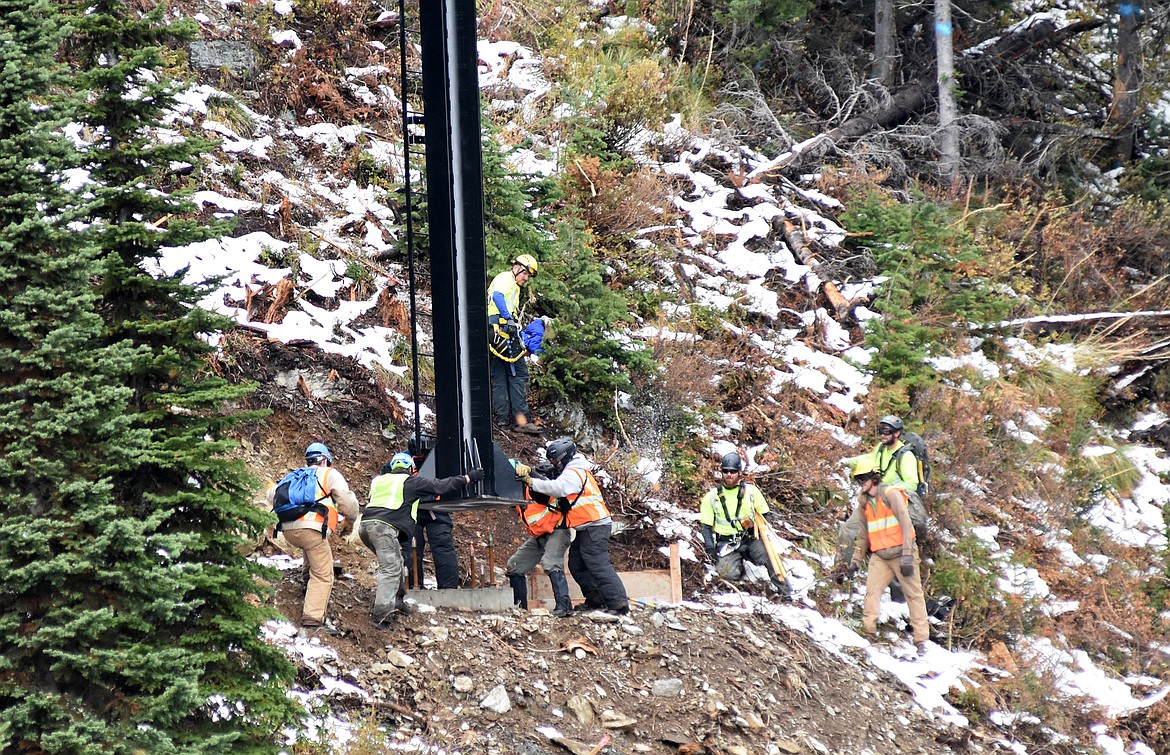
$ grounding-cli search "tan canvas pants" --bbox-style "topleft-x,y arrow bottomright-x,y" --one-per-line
284,527 -> 335,625
864,546 -> 929,643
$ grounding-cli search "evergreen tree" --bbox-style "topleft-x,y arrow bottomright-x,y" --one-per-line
0,0 -> 301,749
0,0 -> 155,749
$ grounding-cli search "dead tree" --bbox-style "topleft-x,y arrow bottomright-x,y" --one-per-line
936,0 -> 959,183
873,0 -> 897,88
749,16 -> 1106,180
1107,0 -> 1144,161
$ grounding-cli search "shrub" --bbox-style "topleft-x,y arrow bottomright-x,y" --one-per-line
842,190 -> 1014,399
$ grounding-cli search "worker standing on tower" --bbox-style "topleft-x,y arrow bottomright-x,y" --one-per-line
488,255 -> 541,434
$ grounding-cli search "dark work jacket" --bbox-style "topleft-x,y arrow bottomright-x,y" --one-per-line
363,474 -> 467,532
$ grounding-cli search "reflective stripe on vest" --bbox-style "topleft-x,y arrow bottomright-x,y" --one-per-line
865,487 -> 911,552
296,466 -> 339,532
368,472 -> 420,518
706,485 -> 747,536
516,499 -> 563,537
564,468 -> 609,527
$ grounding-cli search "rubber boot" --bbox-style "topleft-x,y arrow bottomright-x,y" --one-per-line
509,574 -> 528,610
548,571 -> 572,618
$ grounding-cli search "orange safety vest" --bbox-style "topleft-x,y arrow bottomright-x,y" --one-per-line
864,486 -> 911,552
515,491 -> 564,538
297,466 -> 340,533
563,467 -> 610,528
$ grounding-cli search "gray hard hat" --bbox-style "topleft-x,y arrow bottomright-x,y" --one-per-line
720,452 -> 743,472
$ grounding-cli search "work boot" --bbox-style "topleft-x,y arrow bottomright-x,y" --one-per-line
371,614 -> 394,631
574,588 -> 605,612
509,574 -> 529,611
548,571 -> 572,618
513,414 -> 542,435
301,619 -> 341,637
770,577 -> 794,601
394,596 -> 418,615
927,595 -> 954,621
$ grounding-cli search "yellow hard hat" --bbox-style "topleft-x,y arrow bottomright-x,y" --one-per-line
514,254 -> 538,277
851,453 -> 879,480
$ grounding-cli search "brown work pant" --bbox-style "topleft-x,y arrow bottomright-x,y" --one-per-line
284,527 -> 335,625
864,547 -> 929,643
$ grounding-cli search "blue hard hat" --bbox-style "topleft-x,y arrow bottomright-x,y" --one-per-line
305,442 -> 333,462
388,452 -> 415,472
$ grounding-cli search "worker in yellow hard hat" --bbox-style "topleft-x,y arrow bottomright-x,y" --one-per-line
487,254 -> 541,434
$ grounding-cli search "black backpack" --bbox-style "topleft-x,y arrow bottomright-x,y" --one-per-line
272,467 -> 329,529
893,431 -> 931,500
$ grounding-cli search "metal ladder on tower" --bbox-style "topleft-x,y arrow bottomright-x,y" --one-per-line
397,0 -> 435,456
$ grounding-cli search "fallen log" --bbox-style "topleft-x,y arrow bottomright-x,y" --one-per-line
774,216 -> 854,319
975,310 -> 1170,334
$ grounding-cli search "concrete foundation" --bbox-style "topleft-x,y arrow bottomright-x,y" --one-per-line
408,543 -> 684,612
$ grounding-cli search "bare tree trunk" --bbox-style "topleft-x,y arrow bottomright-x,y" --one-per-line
873,0 -> 897,88
1107,0 -> 1143,162
935,0 -> 959,183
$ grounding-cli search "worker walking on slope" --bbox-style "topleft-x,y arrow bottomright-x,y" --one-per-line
699,452 -> 792,598
361,452 -> 482,629
516,438 -> 629,616
268,442 -> 360,636
506,461 -> 573,618
871,415 -> 921,502
838,414 -> 927,564
488,254 -> 540,434
841,456 -> 930,655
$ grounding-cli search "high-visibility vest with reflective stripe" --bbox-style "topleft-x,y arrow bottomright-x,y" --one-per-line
564,467 -> 610,528
296,466 -> 339,532
516,493 -> 563,538
368,472 -> 422,519
864,486 -> 911,552
700,483 -> 768,537
488,270 -> 520,319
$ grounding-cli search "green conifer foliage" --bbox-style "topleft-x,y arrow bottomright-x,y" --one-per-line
0,0 -> 302,750
0,0 -> 158,749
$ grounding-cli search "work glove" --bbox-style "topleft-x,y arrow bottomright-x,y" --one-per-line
835,564 -> 858,584
336,517 -> 354,539
344,514 -> 363,545
740,517 -> 754,530
504,318 -> 518,334
467,467 -> 484,483
900,554 -> 914,577
514,464 -> 531,478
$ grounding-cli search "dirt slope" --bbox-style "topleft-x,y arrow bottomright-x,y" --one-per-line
226,334 -> 977,754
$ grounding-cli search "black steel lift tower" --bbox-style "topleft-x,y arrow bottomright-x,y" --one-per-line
407,0 -> 524,505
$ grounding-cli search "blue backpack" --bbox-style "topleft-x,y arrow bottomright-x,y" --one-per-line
272,467 -> 328,527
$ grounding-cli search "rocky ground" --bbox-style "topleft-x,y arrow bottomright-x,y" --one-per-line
228,333 -> 980,754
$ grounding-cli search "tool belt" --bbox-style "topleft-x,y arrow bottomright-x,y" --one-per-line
488,315 -> 526,363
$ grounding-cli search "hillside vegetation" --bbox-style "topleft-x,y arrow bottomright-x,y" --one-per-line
4,0 -> 1170,753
